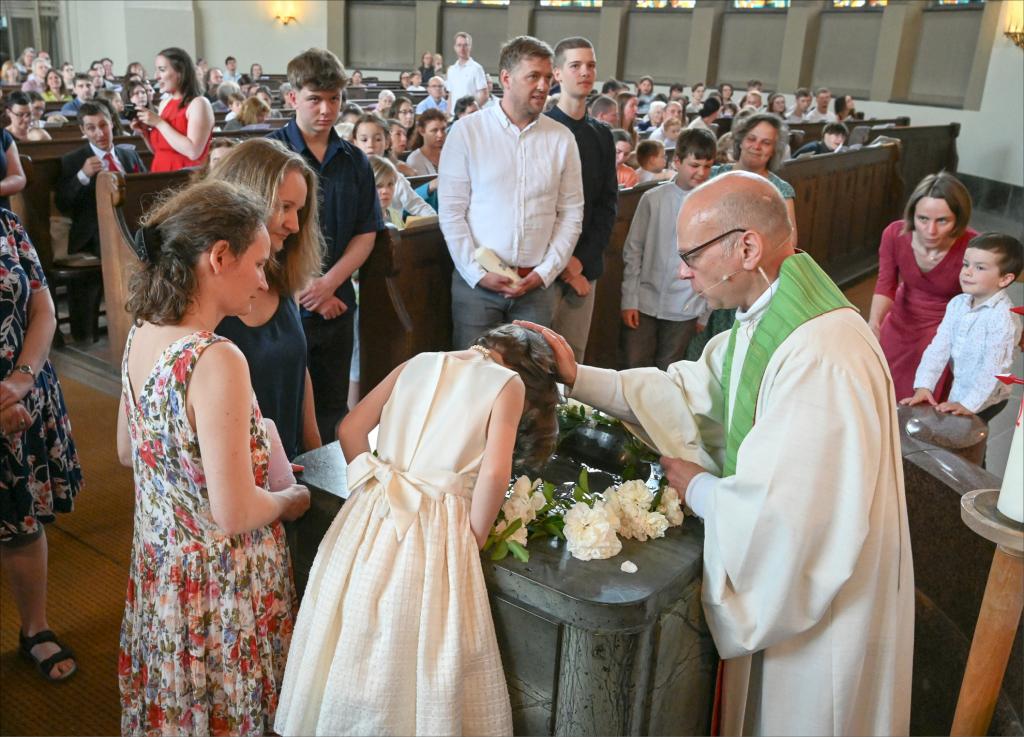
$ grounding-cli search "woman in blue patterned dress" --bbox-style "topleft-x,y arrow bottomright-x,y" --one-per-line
1,208 -> 83,681
115,180 -> 310,735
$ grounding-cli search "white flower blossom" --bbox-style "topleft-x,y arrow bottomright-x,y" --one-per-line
657,486 -> 685,527
603,480 -> 666,541
494,476 -> 546,545
563,500 -> 622,561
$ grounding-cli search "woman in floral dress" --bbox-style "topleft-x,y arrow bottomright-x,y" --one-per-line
115,180 -> 310,736
1,208 -> 82,682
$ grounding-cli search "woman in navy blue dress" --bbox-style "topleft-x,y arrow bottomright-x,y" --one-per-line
1,208 -> 83,681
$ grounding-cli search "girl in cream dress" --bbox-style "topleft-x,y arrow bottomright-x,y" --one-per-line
275,325 -> 559,736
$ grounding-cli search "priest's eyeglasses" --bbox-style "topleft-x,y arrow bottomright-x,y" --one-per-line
678,228 -> 747,268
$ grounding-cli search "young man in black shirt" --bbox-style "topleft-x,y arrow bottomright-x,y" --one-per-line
544,37 -> 618,361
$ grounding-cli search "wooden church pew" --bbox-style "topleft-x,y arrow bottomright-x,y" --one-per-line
864,123 -> 960,211
96,169 -> 191,363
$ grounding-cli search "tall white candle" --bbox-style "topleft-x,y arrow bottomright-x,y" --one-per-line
996,398 -> 1023,524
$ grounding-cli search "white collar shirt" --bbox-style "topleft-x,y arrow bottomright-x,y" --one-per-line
913,290 -> 1023,412
76,142 -> 122,184
445,57 -> 489,102
438,102 -> 584,288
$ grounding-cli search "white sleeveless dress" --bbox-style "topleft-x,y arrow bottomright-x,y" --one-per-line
275,351 -> 516,736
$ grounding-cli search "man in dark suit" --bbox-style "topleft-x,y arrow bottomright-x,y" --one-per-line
56,101 -> 145,341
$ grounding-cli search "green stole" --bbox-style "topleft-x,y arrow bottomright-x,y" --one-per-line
720,253 -> 854,477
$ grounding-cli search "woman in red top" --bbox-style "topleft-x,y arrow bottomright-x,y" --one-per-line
131,47 -> 213,172
868,172 -> 976,401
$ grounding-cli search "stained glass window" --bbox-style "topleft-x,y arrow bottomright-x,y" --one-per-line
832,0 -> 887,7
635,0 -> 697,9
733,0 -> 791,8
540,0 -> 603,6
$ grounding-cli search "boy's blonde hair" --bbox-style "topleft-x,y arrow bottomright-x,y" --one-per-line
368,154 -> 398,185
636,139 -> 665,169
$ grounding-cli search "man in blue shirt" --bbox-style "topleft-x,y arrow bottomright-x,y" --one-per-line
269,48 -> 384,443
60,74 -> 95,118
415,77 -> 448,115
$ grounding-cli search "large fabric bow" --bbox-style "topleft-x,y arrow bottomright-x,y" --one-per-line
346,452 -> 466,541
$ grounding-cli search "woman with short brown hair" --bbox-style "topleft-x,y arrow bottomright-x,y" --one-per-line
869,171 -> 976,400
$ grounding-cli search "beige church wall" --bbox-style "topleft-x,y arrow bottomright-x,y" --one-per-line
533,8 -> 603,60
858,0 -> 1022,188
346,1 -> 417,71
811,10 -> 882,99
64,0 -> 130,72
622,8 -> 694,84
906,7 -> 984,108
716,11 -> 787,90
125,0 -> 197,68
193,0 -> 328,76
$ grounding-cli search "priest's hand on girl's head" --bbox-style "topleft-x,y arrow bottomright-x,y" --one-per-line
513,320 -> 578,387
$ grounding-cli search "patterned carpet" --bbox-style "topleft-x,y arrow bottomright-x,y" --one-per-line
1,376 -> 131,736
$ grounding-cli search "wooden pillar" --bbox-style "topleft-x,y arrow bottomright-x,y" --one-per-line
963,0 -> 1003,110
951,546 -> 1024,736
596,0 -> 630,81
870,0 -> 927,102
687,3 -> 727,86
414,0 -> 443,63
326,0 -> 348,67
777,0 -> 826,91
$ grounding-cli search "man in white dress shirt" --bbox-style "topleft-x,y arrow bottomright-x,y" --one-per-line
804,86 -> 837,123
522,171 -> 914,736
439,35 -> 584,348
445,32 -> 490,108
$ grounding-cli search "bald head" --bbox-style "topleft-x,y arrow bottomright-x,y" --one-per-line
680,171 -> 793,268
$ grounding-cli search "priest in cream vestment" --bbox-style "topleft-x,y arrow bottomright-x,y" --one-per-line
526,172 -> 915,736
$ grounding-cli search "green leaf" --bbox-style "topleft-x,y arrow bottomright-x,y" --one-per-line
482,535 -> 495,552
528,528 -> 549,541
542,481 -> 555,503
496,517 -> 522,542
578,468 -> 590,494
651,487 -> 665,512
507,540 -> 530,562
490,540 -> 509,560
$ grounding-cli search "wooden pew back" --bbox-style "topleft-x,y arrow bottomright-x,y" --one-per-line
359,221 -> 455,391
864,124 -> 960,211
96,169 -> 191,362
780,141 -> 904,284
583,181 -> 661,368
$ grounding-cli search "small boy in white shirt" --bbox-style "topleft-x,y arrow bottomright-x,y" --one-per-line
902,232 -> 1024,423
620,128 -> 717,369
635,139 -> 674,184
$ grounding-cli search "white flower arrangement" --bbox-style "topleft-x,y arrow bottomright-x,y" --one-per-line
484,401 -> 687,564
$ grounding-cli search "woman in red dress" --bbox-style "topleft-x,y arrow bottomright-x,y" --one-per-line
131,47 -> 213,172
868,172 -> 976,401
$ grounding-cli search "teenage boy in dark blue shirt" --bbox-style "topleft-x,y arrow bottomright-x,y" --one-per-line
270,48 -> 384,442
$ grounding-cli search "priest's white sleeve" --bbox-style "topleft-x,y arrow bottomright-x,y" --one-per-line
570,331 -> 730,472
700,324 -> 891,659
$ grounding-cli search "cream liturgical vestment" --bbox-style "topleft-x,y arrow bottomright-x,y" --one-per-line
274,352 -> 515,736
570,256 -> 914,736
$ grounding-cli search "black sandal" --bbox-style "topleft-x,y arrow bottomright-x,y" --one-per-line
19,629 -> 78,682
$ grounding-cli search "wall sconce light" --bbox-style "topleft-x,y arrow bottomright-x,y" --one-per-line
276,13 -> 297,25
1007,2 -> 1024,50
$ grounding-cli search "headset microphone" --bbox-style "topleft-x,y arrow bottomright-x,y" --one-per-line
696,270 -> 741,298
